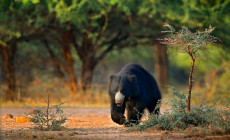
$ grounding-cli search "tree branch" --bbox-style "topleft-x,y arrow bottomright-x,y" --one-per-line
43,40 -> 65,78
96,32 -> 129,62
71,33 -> 86,61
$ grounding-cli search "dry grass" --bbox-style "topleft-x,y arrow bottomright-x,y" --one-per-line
0,77 -> 110,107
0,88 -> 110,107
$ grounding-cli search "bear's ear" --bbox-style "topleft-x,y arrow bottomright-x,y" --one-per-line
108,74 -> 116,93
127,75 -> 136,83
110,74 -> 116,81
109,74 -> 116,85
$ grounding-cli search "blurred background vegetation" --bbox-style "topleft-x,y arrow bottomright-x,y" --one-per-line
0,0 -> 229,106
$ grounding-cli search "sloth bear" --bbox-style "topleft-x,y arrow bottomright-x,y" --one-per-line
108,63 -> 162,125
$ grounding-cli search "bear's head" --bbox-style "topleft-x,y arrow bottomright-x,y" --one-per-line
109,74 -> 139,107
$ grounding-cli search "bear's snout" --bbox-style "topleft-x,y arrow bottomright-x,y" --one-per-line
115,91 -> 125,107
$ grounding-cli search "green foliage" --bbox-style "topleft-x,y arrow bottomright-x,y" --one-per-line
161,23 -> 220,57
129,87 -> 230,135
47,0 -> 137,45
26,101 -> 67,131
1,0 -> 229,49
0,0 -> 50,46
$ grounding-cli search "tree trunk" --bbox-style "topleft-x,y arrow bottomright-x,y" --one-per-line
81,59 -> 97,93
187,53 -> 195,112
153,43 -> 168,94
62,30 -> 78,95
1,44 -> 17,101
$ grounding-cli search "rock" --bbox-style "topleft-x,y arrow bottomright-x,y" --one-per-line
160,131 -> 168,135
28,109 -> 40,114
16,116 -> 30,123
32,135 -> 37,138
3,114 -> 13,119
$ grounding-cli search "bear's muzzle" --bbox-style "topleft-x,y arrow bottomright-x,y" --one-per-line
115,91 -> 125,107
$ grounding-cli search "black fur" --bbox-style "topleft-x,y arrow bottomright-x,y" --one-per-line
108,63 -> 162,125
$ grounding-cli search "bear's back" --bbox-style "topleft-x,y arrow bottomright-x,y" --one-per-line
118,63 -> 161,100
118,63 -> 154,83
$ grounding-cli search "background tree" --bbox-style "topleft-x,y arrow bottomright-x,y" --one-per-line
0,1 -> 79,97
0,0 -> 49,100
48,0 -> 139,92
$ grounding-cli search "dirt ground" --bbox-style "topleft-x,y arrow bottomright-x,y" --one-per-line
0,107 -> 230,140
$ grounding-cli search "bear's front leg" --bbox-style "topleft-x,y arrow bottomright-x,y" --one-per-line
126,103 -> 144,126
111,103 -> 126,125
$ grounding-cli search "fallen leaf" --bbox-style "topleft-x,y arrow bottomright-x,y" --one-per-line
16,116 -> 30,123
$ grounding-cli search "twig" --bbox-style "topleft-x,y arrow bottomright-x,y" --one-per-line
47,93 -> 50,129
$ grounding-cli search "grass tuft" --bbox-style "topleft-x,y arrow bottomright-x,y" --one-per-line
129,87 -> 230,136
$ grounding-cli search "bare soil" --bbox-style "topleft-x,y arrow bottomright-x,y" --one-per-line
0,107 -> 229,140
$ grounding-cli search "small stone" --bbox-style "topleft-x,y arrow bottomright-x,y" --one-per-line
47,136 -> 54,139
3,114 -> 13,119
68,132 -> 75,136
28,109 -> 40,114
160,131 -> 168,135
73,132 -> 79,134
32,135 -> 37,138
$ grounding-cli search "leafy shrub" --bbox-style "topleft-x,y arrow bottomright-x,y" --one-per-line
130,87 -> 230,135
26,94 -> 67,131
159,23 -> 220,112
